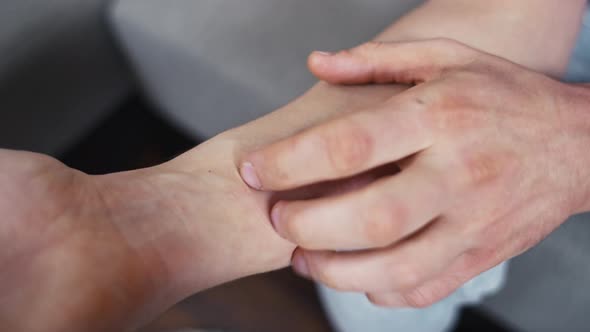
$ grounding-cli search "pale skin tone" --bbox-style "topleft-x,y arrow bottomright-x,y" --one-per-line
241,0 -> 590,308
0,0 -> 587,330
0,79 -> 398,331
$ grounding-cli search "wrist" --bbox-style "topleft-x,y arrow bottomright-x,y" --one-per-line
95,150 -> 294,303
559,84 -> 590,214
93,169 -> 197,330
16,169 -> 177,332
70,170 -> 186,331
169,139 -> 296,276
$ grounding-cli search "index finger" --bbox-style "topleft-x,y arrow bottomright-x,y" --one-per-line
240,99 -> 433,191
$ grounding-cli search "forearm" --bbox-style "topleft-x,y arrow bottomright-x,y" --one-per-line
49,2 -> 587,329
377,0 -> 586,76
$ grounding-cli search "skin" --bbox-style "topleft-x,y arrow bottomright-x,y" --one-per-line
0,146 -> 293,331
0,80 -> 401,331
238,0 -> 588,308
0,0 -> 586,330
378,0 -> 585,76
241,40 -> 590,308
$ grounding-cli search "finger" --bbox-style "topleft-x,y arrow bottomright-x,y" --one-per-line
308,39 -> 478,85
273,161 -> 452,250
366,275 -> 467,309
365,196 -> 551,308
273,163 -> 399,203
291,219 -> 464,293
240,96 -> 433,191
366,250 -> 506,308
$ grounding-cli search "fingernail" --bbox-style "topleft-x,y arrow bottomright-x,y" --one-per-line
292,252 -> 310,278
270,202 -> 283,232
313,51 -> 333,56
240,162 -> 262,190
368,294 -> 406,308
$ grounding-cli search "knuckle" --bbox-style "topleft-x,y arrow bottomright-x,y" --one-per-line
310,253 -> 348,291
268,136 -> 307,185
458,222 -> 486,250
402,288 -> 439,308
465,155 -> 500,187
323,120 -> 373,173
363,201 -> 406,247
391,262 -> 423,291
458,152 -> 509,189
281,207 -> 309,246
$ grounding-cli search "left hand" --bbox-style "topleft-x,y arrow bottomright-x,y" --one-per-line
240,39 -> 590,307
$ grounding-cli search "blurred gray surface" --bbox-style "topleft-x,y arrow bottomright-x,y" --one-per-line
110,0 -> 421,138
318,262 -> 507,332
0,0 -> 131,154
567,6 -> 590,82
484,214 -> 590,332
111,1 -> 590,331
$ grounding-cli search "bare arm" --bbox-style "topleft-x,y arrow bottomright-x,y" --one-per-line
231,0 -> 585,149
377,0 -> 586,76
2,1 -> 585,330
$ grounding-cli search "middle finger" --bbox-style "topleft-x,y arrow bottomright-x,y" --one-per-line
272,159 -> 454,251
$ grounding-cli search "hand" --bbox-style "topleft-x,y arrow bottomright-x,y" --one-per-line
240,39 -> 590,307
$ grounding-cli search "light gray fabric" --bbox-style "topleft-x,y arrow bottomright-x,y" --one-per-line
111,1 -> 590,331
0,0 -> 131,154
482,214 -> 590,332
110,0 -> 422,138
318,263 -> 507,332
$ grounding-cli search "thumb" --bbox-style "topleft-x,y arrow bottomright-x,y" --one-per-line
308,39 -> 477,85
